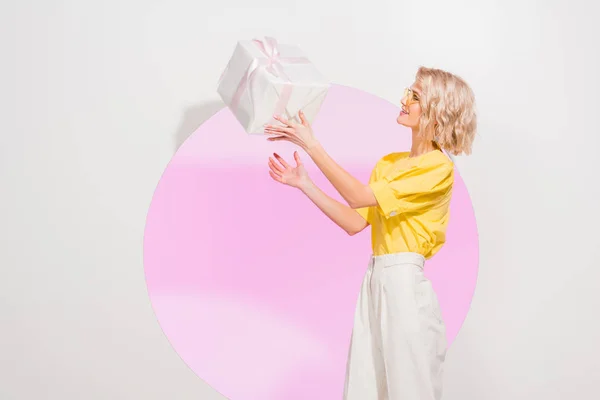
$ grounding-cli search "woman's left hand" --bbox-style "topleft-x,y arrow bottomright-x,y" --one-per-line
264,110 -> 319,151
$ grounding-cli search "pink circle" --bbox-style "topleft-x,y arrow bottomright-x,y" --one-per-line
143,85 -> 478,400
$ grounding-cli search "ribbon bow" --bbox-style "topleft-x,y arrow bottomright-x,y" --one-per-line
225,37 -> 310,124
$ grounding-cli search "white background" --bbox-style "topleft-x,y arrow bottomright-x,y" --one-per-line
2,0 -> 599,399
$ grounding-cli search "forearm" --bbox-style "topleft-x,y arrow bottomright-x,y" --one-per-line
299,180 -> 368,236
306,142 -> 367,208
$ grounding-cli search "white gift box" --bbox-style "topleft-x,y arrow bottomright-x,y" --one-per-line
217,37 -> 330,134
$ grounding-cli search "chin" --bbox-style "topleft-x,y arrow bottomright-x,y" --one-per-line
396,116 -> 407,126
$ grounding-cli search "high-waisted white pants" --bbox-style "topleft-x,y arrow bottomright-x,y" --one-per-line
343,252 -> 447,400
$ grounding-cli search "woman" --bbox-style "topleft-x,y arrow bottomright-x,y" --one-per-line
264,66 -> 477,400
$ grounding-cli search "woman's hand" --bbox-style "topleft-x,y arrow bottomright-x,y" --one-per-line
268,151 -> 312,190
264,110 -> 319,151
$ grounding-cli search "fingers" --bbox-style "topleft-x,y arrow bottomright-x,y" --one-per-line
298,110 -> 308,126
269,156 -> 285,174
293,151 -> 302,166
268,159 -> 282,175
269,170 -> 284,184
268,154 -> 291,186
264,125 -> 294,136
266,136 -> 302,147
272,114 -> 297,128
268,160 -> 286,185
266,136 -> 288,144
273,153 -> 291,169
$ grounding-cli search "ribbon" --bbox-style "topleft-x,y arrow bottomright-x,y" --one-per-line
227,37 -> 310,126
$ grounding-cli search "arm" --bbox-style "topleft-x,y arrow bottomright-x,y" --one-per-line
266,112 -> 453,219
265,113 -> 376,209
299,180 -> 369,236
306,142 -> 377,209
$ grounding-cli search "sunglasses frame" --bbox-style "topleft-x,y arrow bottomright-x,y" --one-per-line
404,87 -> 420,106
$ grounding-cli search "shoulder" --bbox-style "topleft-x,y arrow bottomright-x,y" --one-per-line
375,151 -> 410,168
418,149 -> 454,171
372,150 -> 453,181
369,152 -> 409,179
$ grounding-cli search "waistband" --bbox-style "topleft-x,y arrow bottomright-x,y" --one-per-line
369,252 -> 425,269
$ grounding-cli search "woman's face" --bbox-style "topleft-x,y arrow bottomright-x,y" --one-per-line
397,82 -> 422,129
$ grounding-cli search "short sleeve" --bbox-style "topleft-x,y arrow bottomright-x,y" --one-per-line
353,163 -> 379,224
355,206 -> 371,224
368,157 -> 454,218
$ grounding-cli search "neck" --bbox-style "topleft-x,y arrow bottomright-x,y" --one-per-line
409,127 -> 438,158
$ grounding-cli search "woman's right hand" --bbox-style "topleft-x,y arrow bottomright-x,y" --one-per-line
268,151 -> 311,190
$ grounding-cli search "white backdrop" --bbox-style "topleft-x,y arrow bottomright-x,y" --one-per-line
1,1 -> 599,399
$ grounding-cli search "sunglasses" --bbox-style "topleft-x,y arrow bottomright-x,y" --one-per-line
403,87 -> 420,106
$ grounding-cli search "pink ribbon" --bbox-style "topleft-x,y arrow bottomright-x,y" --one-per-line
227,37 -> 310,124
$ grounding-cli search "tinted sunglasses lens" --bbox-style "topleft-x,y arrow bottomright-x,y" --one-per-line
405,88 -> 413,105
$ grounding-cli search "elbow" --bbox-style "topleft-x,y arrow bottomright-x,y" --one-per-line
348,196 -> 373,210
346,223 -> 366,236
349,186 -> 374,209
346,224 -> 360,236
348,200 -> 361,209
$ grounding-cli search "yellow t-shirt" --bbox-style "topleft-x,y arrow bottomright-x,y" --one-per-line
356,149 -> 454,259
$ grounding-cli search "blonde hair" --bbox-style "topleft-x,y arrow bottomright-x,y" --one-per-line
415,66 -> 477,155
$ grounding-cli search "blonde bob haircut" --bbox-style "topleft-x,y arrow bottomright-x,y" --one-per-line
415,66 -> 477,155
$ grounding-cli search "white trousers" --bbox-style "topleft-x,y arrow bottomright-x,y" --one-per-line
343,252 -> 447,400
